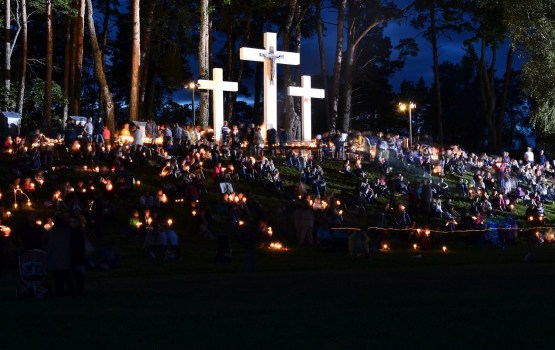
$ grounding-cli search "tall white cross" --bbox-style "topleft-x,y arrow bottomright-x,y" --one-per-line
197,68 -> 238,142
240,32 -> 300,138
287,75 -> 325,142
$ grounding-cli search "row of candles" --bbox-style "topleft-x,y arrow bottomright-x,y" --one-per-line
380,242 -> 448,253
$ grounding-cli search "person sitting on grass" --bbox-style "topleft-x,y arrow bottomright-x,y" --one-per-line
348,229 -> 370,258
341,160 -> 355,177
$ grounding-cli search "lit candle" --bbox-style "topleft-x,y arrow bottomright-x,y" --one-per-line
442,246 -> 448,253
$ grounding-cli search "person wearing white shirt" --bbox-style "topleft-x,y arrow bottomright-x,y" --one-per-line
524,147 -> 534,165
132,125 -> 144,152
84,118 -> 94,142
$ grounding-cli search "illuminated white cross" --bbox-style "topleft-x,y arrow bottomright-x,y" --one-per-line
287,75 -> 325,142
240,32 -> 300,138
197,68 -> 238,142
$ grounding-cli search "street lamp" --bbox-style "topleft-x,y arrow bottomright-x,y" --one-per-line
399,101 -> 416,149
188,82 -> 199,125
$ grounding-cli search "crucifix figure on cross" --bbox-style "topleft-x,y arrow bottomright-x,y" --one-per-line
259,47 -> 283,85
288,75 -> 325,143
240,32 -> 299,138
197,68 -> 238,142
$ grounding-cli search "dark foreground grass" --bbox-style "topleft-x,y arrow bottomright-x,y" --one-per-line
2,246 -> 555,349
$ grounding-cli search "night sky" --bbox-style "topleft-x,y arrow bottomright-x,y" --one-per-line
172,1 -> 519,106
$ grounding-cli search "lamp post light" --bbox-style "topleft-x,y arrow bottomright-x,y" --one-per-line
399,101 -> 416,149
188,82 -> 199,125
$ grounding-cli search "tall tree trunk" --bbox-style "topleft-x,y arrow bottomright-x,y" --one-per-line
291,0 -> 302,139
71,0 -> 85,115
253,59 -> 262,124
16,0 -> 27,115
224,27 -> 234,120
198,0 -> 210,126
96,0 -> 111,121
315,0 -> 329,124
341,43 -> 355,132
129,0 -> 140,121
283,0 -> 298,138
62,15 -> 71,125
430,1 -> 444,147
252,17 -> 264,125
145,56 -> 157,120
478,37 -> 497,153
43,0 -> 53,130
101,0 -> 110,69
85,0 -> 115,132
496,45 -> 513,151
329,0 -> 346,131
5,0 -> 11,109
139,0 -> 154,118
69,0 -> 78,115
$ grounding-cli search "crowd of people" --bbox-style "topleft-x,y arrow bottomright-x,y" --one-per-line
1,115 -> 555,294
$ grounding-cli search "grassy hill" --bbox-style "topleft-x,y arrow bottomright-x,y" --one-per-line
1,150 -> 555,348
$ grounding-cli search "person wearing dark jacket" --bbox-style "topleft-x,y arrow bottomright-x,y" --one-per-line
69,215 -> 86,296
19,212 -> 45,251
45,213 -> 73,297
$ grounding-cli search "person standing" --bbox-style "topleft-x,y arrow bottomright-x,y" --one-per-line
145,118 -> 157,139
173,123 -> 183,147
132,124 -> 144,153
293,202 -> 315,245
221,121 -> 231,157
238,219 -> 265,272
93,117 -> 105,146
279,127 -> 288,156
254,126 -> 264,156
524,147 -> 535,166
45,213 -> 73,297
69,215 -> 86,296
102,125 -> 111,147
84,118 -> 94,143
267,125 -> 277,156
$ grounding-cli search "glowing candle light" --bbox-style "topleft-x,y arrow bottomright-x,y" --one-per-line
167,219 -> 173,226
191,210 -> 197,216
413,243 -> 418,250
442,246 -> 448,253
0,225 -> 11,237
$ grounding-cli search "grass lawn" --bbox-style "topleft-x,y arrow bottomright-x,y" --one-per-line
2,246 -> 555,349
1,152 -> 555,349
